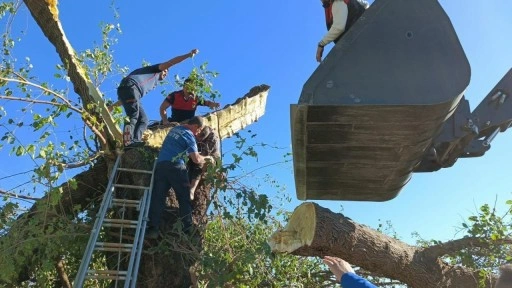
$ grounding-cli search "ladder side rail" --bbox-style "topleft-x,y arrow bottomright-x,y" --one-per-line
114,203 -> 129,288
124,188 -> 149,288
129,159 -> 158,288
74,155 -> 122,287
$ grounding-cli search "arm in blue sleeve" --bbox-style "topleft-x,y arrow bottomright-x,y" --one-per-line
340,272 -> 377,288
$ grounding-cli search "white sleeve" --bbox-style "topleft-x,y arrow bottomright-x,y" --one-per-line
319,0 -> 348,46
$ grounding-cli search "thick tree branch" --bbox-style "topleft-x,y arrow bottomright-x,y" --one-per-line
421,236 -> 512,259
22,0 -> 122,150
269,202 -> 494,288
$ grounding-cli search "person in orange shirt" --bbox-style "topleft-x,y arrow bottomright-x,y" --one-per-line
159,78 -> 220,125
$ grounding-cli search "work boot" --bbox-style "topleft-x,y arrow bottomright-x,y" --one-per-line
124,141 -> 145,150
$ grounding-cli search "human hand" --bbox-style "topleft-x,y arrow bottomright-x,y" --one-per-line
316,46 -> 324,62
190,49 -> 199,57
322,256 -> 355,283
209,102 -> 220,109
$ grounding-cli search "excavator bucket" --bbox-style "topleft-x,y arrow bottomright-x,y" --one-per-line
291,0 -> 471,201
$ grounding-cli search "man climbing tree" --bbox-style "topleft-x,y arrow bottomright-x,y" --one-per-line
112,49 -> 199,148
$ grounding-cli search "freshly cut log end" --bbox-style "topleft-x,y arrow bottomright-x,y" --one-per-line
268,203 -> 316,253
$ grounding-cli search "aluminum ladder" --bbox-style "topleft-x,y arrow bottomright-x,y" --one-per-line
74,155 -> 157,287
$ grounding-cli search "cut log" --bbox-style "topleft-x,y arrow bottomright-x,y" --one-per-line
268,202 -> 492,288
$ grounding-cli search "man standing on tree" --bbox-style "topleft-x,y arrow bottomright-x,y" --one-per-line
113,49 -> 199,148
146,116 -> 212,239
159,78 -> 220,125
316,0 -> 367,62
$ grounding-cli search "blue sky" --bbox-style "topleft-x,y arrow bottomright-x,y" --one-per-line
1,0 -> 511,244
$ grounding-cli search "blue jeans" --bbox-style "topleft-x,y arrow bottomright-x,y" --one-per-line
117,84 -> 148,144
148,161 -> 193,233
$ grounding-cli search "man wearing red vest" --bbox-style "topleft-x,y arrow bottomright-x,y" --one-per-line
317,0 -> 368,62
159,78 -> 220,125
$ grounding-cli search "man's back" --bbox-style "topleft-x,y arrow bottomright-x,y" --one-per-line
158,125 -> 197,164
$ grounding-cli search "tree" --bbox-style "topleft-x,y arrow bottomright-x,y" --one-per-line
269,201 -> 512,287
0,0 -> 274,286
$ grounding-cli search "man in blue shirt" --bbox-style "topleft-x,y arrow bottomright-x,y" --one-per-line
323,256 -> 377,287
147,116 -> 212,238
114,49 -> 199,148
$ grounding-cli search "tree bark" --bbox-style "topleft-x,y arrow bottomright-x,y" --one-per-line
268,202 -> 493,288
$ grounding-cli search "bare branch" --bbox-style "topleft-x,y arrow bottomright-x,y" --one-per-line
0,189 -> 39,201
0,95 -> 82,113
83,122 -> 95,153
0,74 -> 78,109
0,93 -> 107,144
421,237 -> 512,259
0,169 -> 34,180
9,71 -> 76,106
81,116 -> 107,146
48,151 -> 104,169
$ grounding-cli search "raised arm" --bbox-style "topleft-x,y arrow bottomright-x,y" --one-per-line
158,49 -> 199,71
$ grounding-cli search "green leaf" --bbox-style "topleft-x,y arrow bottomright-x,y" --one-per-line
26,144 -> 35,156
15,146 -> 24,156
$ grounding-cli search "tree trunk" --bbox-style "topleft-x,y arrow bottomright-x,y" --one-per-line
268,202 -> 492,288
4,85 -> 269,286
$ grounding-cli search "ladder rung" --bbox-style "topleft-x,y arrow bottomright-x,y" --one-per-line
111,198 -> 141,208
95,246 -> 133,252
86,274 -> 126,280
112,199 -> 141,204
114,184 -> 150,190
86,270 -> 127,280
96,242 -> 133,249
103,219 -> 138,228
117,167 -> 153,174
104,219 -> 138,225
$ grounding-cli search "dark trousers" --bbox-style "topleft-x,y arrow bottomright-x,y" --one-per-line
148,161 -> 192,233
117,85 -> 148,144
